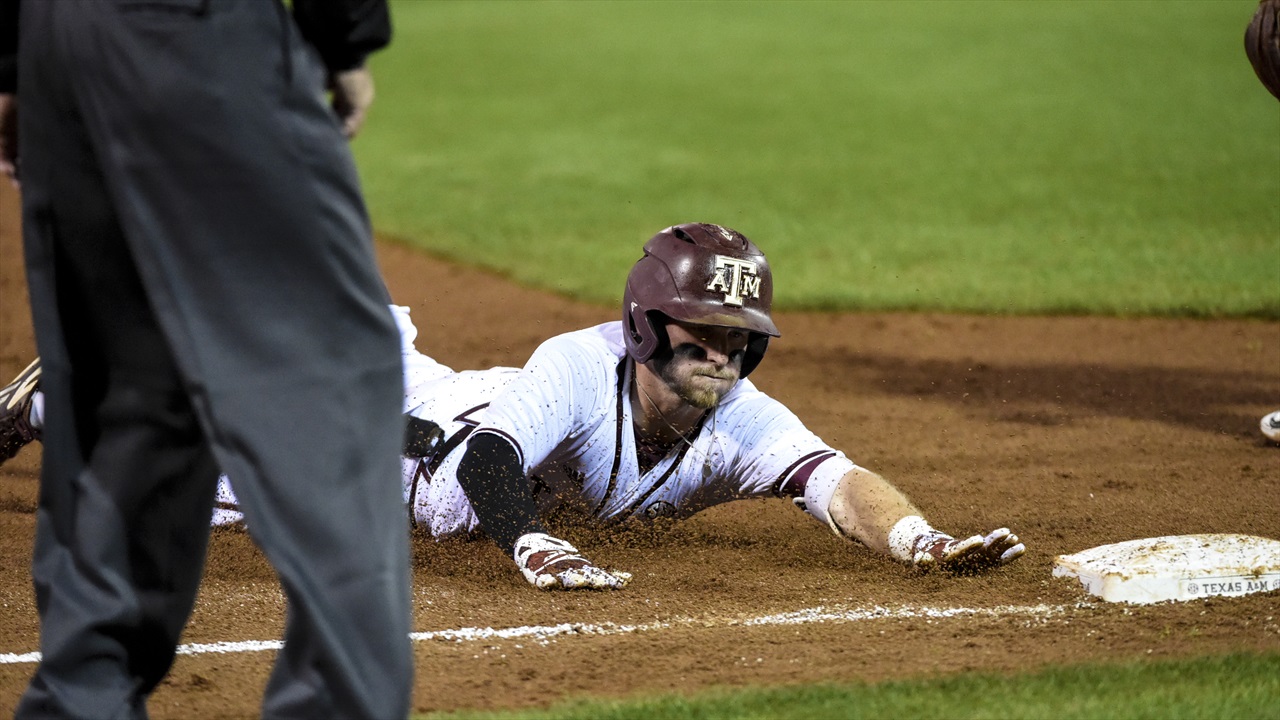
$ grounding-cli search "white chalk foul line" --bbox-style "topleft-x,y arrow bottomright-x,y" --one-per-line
0,602 -> 1085,665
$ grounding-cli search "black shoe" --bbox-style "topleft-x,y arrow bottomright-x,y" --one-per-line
0,358 -> 42,463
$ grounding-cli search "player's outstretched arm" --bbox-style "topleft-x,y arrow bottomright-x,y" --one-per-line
824,468 -> 1025,574
457,433 -> 630,590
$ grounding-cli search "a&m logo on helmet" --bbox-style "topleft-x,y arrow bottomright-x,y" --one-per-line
705,255 -> 763,307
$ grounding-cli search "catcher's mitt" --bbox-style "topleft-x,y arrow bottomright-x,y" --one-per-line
1246,0 -> 1280,100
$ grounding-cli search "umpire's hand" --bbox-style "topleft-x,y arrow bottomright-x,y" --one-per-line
0,93 -> 16,187
329,66 -> 375,139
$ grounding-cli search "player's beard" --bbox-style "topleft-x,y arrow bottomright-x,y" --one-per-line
655,345 -> 742,410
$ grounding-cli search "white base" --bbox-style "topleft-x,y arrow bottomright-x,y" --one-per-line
1053,534 -> 1280,604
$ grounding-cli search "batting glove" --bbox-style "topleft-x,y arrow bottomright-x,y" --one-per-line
912,528 -> 1025,574
513,532 -> 631,591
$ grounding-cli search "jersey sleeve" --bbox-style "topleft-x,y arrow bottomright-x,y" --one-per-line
718,387 -> 860,529
471,333 -> 610,472
291,0 -> 392,73
389,305 -> 455,411
0,0 -> 16,92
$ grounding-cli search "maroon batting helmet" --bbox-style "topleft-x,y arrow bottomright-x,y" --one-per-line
623,223 -> 780,377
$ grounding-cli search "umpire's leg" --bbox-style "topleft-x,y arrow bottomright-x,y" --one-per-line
18,1 -> 415,717
15,5 -> 222,715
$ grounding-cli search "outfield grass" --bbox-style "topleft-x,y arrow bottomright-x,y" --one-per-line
421,651 -> 1280,720
359,0 -> 1278,317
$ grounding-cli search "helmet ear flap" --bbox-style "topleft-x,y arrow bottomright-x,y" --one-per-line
624,284 -> 669,364
741,334 -> 769,378
641,313 -> 669,362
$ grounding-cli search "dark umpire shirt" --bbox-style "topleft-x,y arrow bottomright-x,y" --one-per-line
0,0 -> 393,92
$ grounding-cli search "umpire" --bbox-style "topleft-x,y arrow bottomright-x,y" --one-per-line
0,0 -> 413,717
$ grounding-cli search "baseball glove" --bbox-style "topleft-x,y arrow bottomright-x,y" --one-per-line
1246,0 -> 1280,100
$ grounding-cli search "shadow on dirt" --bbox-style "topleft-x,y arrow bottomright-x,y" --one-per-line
770,346 -> 1276,439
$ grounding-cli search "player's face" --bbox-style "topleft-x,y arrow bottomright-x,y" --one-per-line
656,321 -> 749,409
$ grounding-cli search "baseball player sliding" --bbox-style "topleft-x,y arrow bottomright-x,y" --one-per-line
1,224 -> 1025,590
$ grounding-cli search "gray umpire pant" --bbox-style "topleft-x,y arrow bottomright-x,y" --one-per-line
14,0 -> 413,717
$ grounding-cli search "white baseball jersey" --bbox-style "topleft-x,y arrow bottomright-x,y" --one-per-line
214,305 -> 861,537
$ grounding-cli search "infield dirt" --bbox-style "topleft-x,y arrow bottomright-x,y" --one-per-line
1,182 -> 1278,717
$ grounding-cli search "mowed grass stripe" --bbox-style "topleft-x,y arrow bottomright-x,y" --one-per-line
422,651 -> 1280,720
360,0 -> 1278,316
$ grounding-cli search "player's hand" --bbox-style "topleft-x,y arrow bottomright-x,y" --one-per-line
513,532 -> 631,590
329,66 -> 375,139
911,528 -> 1024,574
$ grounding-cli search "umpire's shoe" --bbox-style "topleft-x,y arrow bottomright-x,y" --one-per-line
0,358 -> 42,464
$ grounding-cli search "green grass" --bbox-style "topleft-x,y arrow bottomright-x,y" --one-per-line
358,0 -> 1279,317
420,651 -> 1280,720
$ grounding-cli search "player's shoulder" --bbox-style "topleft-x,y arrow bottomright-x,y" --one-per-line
721,376 -> 766,405
536,321 -> 627,364
717,377 -> 798,425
